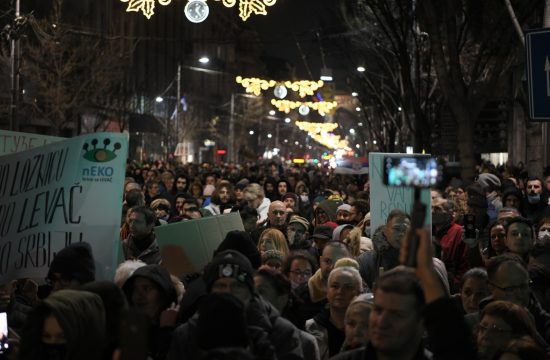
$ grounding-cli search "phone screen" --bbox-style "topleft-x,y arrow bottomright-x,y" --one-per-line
383,156 -> 439,188
0,312 -> 8,354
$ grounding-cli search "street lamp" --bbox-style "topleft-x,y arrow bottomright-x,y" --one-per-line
357,66 -> 366,72
198,56 -> 210,64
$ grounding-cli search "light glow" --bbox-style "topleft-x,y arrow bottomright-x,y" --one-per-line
215,0 -> 278,21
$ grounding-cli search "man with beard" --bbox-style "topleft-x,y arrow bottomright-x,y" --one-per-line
432,198 -> 467,292
522,177 -> 549,224
357,209 -> 411,289
122,206 -> 161,265
349,199 -> 369,226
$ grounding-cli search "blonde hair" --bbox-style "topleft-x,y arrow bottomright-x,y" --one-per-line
244,183 -> 265,201
114,260 -> 147,287
258,228 -> 290,257
150,198 -> 171,210
343,227 -> 363,258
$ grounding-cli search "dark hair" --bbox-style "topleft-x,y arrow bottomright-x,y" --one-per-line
211,181 -> 235,205
323,241 -> 351,256
282,250 -> 318,276
536,216 -> 550,232
129,206 -> 156,225
460,267 -> 487,289
255,269 -> 291,296
496,336 -> 547,360
350,199 -> 370,217
485,221 -> 505,258
486,253 -> 527,282
531,242 -> 550,258
481,301 -> 536,338
184,197 -> 200,208
376,268 -> 425,314
386,208 -> 411,224
125,189 -> 145,208
504,216 -> 534,236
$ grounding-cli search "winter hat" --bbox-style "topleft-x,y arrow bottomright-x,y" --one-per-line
281,192 -> 299,203
288,215 -> 310,231
215,230 -> 262,269
203,184 -> 216,197
261,250 -> 284,266
204,250 -> 255,292
477,173 -> 501,192
332,224 -> 354,241
122,264 -> 178,309
196,293 -> 249,350
311,225 -> 334,241
47,242 -> 96,284
337,204 -> 352,213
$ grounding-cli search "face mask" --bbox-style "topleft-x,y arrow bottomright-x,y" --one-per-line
528,194 -> 541,204
364,226 -> 371,238
41,343 -> 67,360
538,230 -> 550,242
300,195 -> 309,203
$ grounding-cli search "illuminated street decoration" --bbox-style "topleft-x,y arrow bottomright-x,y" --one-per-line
273,85 -> 288,99
296,121 -> 338,133
284,80 -> 324,98
271,99 -> 338,115
236,76 -> 276,96
215,0 -> 277,21
310,133 -> 350,150
185,0 -> 210,23
120,0 -> 172,19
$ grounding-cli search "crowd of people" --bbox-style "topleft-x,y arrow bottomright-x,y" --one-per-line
4,158 -> 550,359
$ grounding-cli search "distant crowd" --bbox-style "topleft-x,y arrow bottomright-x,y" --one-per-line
4,158 -> 550,359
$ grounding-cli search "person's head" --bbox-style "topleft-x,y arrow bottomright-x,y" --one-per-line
336,204 -> 352,222
344,294 -> 373,349
487,254 -> 530,307
320,241 -> 350,280
311,225 -> 334,252
283,251 -> 317,288
498,207 -> 522,223
114,259 -> 147,288
190,182 -> 203,197
349,199 -> 369,225
181,198 -> 200,219
327,266 -> 362,311
333,224 -> 354,242
277,180 -> 290,196
526,177 -> 543,204
431,199 -> 454,227
243,183 -> 265,209
234,183 -> 247,202
460,267 -> 489,314
253,269 -> 290,312
504,217 -> 534,257
211,182 -> 235,205
287,215 -> 310,246
204,250 -> 255,306
19,290 -> 105,360
150,198 -> 171,221
205,174 -> 217,186
383,209 -> 411,249
46,242 -> 96,291
258,228 -> 289,257
536,217 -> 550,246
369,269 -> 425,357
268,201 -> 287,226
127,206 -> 155,239
261,250 -> 284,273
281,193 -> 298,211
145,169 -> 159,183
488,221 -> 507,257
502,188 -> 522,210
175,175 -> 189,192
160,171 -> 175,192
122,264 -> 177,321
215,230 -> 262,269
477,301 -> 536,360
175,193 -> 189,214
145,180 -> 160,197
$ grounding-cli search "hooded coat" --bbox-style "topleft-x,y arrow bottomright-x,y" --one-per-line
19,290 -> 105,360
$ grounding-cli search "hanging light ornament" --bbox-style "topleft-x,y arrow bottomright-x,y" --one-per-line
215,0 -> 277,21
184,0 -> 210,23
273,84 -> 288,99
236,76 -> 276,96
284,80 -> 324,98
120,0 -> 172,19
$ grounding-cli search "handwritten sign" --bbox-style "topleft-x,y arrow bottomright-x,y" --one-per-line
0,132 -> 128,283
369,153 -> 431,232
0,130 -> 64,156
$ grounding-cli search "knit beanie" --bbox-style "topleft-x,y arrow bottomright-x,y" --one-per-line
261,250 -> 284,266
288,215 -> 310,231
215,230 -> 262,269
204,250 -> 255,292
47,242 -> 96,284
477,173 -> 501,192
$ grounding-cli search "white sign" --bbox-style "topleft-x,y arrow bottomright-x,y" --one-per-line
0,130 -> 63,156
0,132 -> 128,283
369,153 -> 431,232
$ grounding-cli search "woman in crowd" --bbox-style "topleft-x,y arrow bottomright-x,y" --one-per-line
452,267 -> 489,314
283,251 -> 318,289
258,228 -> 290,258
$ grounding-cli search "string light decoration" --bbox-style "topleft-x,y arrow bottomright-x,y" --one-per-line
120,0 -> 172,19
295,121 -> 338,133
284,80 -> 324,98
310,133 -> 350,150
236,77 -> 325,98
236,76 -> 276,96
271,99 -> 338,115
215,0 -> 277,21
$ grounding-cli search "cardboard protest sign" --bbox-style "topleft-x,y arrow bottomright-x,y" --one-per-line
0,132 -> 128,283
153,212 -> 245,277
0,130 -> 64,156
369,153 -> 432,232
334,157 -> 369,175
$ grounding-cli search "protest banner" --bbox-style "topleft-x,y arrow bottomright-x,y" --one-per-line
153,212 -> 245,277
334,157 -> 369,175
0,132 -> 128,283
369,153 -> 432,232
0,130 -> 64,156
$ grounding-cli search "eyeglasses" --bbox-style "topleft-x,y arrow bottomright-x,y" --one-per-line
489,281 -> 531,293
289,270 -> 312,277
477,323 -> 511,336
